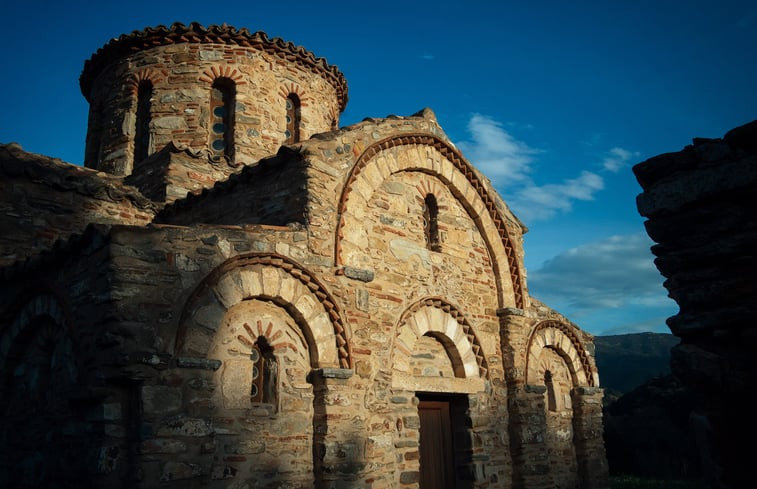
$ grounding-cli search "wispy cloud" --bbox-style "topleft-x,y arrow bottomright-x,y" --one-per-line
457,114 -> 539,184
420,53 -> 435,61
457,114 -> 612,221
528,233 -> 671,310
601,147 -> 638,172
510,171 -> 604,221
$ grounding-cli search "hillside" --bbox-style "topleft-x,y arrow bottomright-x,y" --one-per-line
596,332 -> 702,480
594,332 -> 679,398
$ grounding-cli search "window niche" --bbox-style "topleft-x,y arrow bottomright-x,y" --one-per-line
250,336 -> 278,406
545,369 -> 557,412
221,330 -> 279,411
133,80 -> 153,167
285,93 -> 301,144
209,77 -> 235,160
423,193 -> 442,252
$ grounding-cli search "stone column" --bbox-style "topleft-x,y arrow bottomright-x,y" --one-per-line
310,367 -> 361,489
571,386 -> 609,489
507,384 -> 552,489
497,307 -> 529,385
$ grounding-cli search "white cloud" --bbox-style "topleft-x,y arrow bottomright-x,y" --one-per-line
456,114 -> 608,221
510,171 -> 604,221
420,53 -> 435,61
601,147 -> 637,172
528,233 -> 672,311
457,114 -> 540,184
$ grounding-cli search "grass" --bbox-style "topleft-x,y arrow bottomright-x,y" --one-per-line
610,475 -> 706,489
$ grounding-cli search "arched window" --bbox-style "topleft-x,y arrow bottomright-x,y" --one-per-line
210,78 -> 235,160
285,93 -> 301,144
134,80 -> 153,166
545,370 -> 557,412
250,337 -> 277,405
423,193 -> 442,252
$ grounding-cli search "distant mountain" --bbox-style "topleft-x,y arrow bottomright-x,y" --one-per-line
594,332 -> 679,398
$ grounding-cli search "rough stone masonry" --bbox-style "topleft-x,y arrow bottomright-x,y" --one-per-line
0,22 -> 608,488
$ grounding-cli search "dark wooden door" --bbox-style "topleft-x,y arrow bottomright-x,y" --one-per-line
418,400 -> 456,489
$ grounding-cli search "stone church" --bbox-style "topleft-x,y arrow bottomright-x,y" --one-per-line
0,23 -> 608,489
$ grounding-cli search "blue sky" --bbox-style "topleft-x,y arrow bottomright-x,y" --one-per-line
2,1 -> 755,336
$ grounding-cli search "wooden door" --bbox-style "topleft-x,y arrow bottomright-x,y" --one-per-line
418,400 -> 456,489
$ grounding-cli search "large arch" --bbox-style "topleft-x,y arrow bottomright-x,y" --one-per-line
525,320 -> 596,387
334,134 -> 525,309
0,293 -> 73,375
0,292 -> 84,487
175,253 -> 352,369
390,298 -> 489,393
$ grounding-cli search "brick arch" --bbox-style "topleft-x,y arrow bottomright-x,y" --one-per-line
335,134 -> 525,309
278,82 -> 306,103
125,68 -> 168,95
392,298 -> 489,380
0,292 -> 78,402
175,253 -> 351,369
198,65 -> 246,85
525,320 -> 595,387
0,293 -> 68,366
234,318 -> 309,363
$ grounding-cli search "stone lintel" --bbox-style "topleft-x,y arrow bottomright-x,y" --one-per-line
497,307 -> 524,317
524,384 -> 547,394
176,357 -> 222,370
312,367 -> 354,379
572,386 -> 602,396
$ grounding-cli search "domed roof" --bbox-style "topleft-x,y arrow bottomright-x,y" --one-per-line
79,22 -> 348,111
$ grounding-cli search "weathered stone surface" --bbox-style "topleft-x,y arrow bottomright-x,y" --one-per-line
156,417 -> 213,437
633,119 -> 757,489
141,385 -> 182,415
176,356 -> 222,370
160,461 -> 202,482
342,266 -> 375,282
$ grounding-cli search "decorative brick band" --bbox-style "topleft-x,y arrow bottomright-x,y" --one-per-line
177,253 -> 352,368
335,134 -> 524,309
396,297 -> 489,379
525,320 -> 594,387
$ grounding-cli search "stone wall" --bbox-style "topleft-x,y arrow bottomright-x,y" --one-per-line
0,143 -> 157,267
0,226 -> 122,488
156,146 -> 309,224
633,119 -> 757,489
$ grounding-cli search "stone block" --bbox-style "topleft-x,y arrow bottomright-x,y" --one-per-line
160,461 -> 202,482
141,385 -> 182,415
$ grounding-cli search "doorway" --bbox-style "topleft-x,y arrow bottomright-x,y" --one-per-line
418,398 -> 456,489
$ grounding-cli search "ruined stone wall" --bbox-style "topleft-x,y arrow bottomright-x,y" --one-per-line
82,27 -> 344,176
633,120 -> 757,489
0,144 -> 157,267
